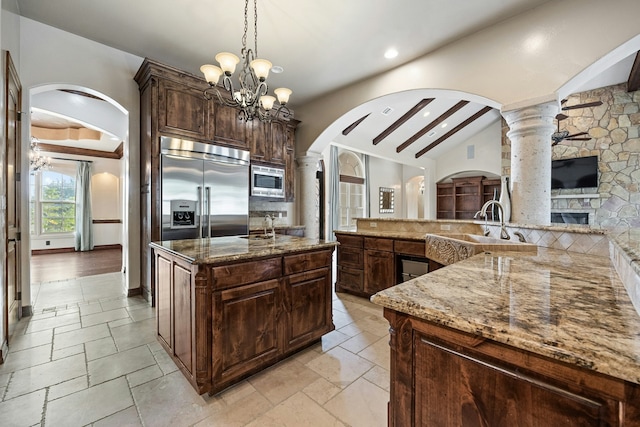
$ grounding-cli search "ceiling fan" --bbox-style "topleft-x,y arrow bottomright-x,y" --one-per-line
551,99 -> 602,145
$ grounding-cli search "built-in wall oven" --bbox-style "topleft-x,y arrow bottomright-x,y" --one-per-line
251,164 -> 285,198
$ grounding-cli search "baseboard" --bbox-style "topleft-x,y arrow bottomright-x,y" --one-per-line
127,287 -> 142,297
32,244 -> 122,255
22,305 -> 33,317
0,339 -> 8,364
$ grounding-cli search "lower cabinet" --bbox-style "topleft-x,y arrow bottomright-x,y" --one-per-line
364,249 -> 395,295
385,308 -> 640,426
153,246 -> 334,395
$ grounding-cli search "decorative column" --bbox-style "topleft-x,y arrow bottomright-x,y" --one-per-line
502,101 -> 558,225
297,152 -> 322,239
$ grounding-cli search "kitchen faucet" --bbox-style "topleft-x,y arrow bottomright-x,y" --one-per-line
264,214 -> 276,238
475,200 -> 510,240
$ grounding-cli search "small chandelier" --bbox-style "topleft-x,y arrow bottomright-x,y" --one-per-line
200,0 -> 292,122
29,136 -> 51,173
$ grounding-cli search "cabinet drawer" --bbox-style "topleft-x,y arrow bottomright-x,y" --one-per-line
284,250 -> 332,275
336,234 -> 363,248
364,237 -> 394,252
394,240 -> 426,257
337,266 -> 364,292
338,246 -> 363,268
211,257 -> 282,290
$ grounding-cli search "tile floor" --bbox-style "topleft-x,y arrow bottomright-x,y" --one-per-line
1,272 -> 391,426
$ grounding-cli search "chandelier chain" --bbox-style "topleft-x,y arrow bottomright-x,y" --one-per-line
242,0 -> 249,55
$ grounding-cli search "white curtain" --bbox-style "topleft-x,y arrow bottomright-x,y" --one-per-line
328,145 -> 340,241
364,154 -> 370,217
75,161 -> 94,251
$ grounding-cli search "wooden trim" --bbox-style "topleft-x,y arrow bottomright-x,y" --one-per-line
39,143 -> 123,160
31,243 -> 122,255
415,106 -> 493,158
396,100 -> 469,153
339,174 -> 365,184
92,219 -> 122,224
628,51 -> 640,92
374,98 -> 434,146
127,287 -> 142,297
342,113 -> 370,136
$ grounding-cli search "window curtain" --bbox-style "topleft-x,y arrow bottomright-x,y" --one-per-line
328,145 -> 340,241
75,161 -> 94,251
363,154 -> 370,217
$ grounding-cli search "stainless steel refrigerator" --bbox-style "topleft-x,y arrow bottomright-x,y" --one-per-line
160,136 -> 250,241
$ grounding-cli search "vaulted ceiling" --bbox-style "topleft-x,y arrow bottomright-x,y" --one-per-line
8,0 -> 639,165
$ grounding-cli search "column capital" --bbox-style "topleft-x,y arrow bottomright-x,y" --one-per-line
296,151 -> 322,170
502,101 -> 558,141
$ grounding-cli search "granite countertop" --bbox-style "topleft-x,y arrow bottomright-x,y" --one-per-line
334,230 -> 427,241
371,247 -> 640,385
150,235 -> 337,265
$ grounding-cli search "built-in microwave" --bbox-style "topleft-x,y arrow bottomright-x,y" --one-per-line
251,164 -> 285,198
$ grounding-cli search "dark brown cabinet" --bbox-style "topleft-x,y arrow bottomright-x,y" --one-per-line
385,309 -> 640,427
152,245 -> 334,395
364,237 -> 395,295
336,234 -> 365,295
135,58 -> 299,302
436,175 -> 502,220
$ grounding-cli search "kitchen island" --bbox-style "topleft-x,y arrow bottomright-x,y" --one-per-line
150,234 -> 337,394
371,246 -> 640,426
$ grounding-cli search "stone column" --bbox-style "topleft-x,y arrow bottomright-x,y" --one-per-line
297,153 -> 322,239
502,102 -> 558,225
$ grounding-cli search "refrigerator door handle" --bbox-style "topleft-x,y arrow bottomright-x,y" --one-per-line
197,186 -> 203,238
205,186 -> 211,238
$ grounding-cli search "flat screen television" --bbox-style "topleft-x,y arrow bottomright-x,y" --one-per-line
551,156 -> 598,189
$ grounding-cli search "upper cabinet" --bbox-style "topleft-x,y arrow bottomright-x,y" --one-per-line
213,102 -> 248,149
158,79 -> 213,141
249,119 -> 287,165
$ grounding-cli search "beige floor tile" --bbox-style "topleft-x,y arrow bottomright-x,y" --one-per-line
302,377 -> 342,405
6,353 -> 86,399
53,323 -> 110,350
319,330 -> 351,352
351,314 -> 390,338
0,344 -> 52,373
88,345 -> 156,386
25,312 -> 80,334
54,322 -> 82,334
306,346 -> 374,388
46,377 -> 133,427
85,336 -> 118,361
247,391 -> 345,427
79,302 -> 104,316
193,388 -> 272,427
48,375 -> 88,401
133,371 -> 220,427
324,377 -> 388,427
5,329 -> 53,353
249,358 -> 320,405
128,305 -> 155,322
52,343 -> 84,360
0,372 -> 10,388
111,318 -> 156,351
216,380 -> 256,406
126,365 -> 163,388
358,336 -> 390,369
81,307 -> 129,327
152,346 -> 179,375
363,365 -> 390,392
93,405 -> 142,427
340,331 -> 381,354
0,389 -> 46,427
109,317 -> 134,328
289,345 -> 321,365
100,296 -> 147,312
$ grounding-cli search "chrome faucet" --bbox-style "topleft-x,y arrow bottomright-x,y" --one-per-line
264,214 -> 275,238
476,200 -> 510,240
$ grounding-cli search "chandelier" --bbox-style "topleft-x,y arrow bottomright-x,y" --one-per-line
29,136 -> 51,173
200,0 -> 292,122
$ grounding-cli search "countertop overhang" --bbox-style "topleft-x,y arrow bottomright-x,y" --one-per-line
371,247 -> 640,385
150,235 -> 337,265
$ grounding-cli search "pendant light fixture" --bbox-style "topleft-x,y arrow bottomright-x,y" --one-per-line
200,0 -> 292,122
29,136 -> 51,173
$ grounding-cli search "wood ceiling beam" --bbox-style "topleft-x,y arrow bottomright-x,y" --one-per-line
373,98 -> 434,145
396,100 -> 469,153
627,51 -> 640,92
342,113 -> 370,136
39,142 -> 123,159
415,106 -> 493,158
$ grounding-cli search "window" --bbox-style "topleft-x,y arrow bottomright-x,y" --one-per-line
338,151 -> 365,231
30,170 -> 76,235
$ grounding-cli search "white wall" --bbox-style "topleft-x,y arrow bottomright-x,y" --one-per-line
30,155 -> 123,251
368,156 -> 404,219
19,16 -> 144,298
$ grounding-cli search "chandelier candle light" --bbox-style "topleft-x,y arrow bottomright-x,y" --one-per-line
29,136 -> 51,173
200,0 -> 292,122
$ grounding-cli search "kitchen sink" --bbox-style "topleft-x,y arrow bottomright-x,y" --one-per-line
424,233 -> 537,266
240,234 -> 284,240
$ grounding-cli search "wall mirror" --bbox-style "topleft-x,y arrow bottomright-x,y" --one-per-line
379,187 -> 394,213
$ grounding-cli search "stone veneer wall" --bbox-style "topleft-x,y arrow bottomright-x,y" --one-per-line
502,83 -> 640,228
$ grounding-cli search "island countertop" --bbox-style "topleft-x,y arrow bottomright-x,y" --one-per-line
150,235 -> 337,265
371,247 -> 640,385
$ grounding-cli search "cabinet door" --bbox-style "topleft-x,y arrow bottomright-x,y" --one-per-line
249,119 -> 269,162
173,262 -> 194,374
269,120 -> 287,165
285,268 -> 333,351
213,279 -> 282,385
336,266 -> 364,294
155,252 -> 172,350
364,249 -> 395,295
158,79 -> 211,140
213,102 -> 248,149
414,334 -> 617,427
284,127 -> 295,201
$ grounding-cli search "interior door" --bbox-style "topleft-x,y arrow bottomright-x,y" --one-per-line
4,51 -> 22,348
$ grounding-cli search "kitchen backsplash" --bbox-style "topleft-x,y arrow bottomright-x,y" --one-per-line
249,200 -> 294,228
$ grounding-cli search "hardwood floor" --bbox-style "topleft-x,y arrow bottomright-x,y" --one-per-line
30,248 -> 123,283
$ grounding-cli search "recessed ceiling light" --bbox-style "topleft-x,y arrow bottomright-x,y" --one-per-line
423,111 -> 430,117
441,123 -> 448,128
271,65 -> 284,74
384,48 -> 398,59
